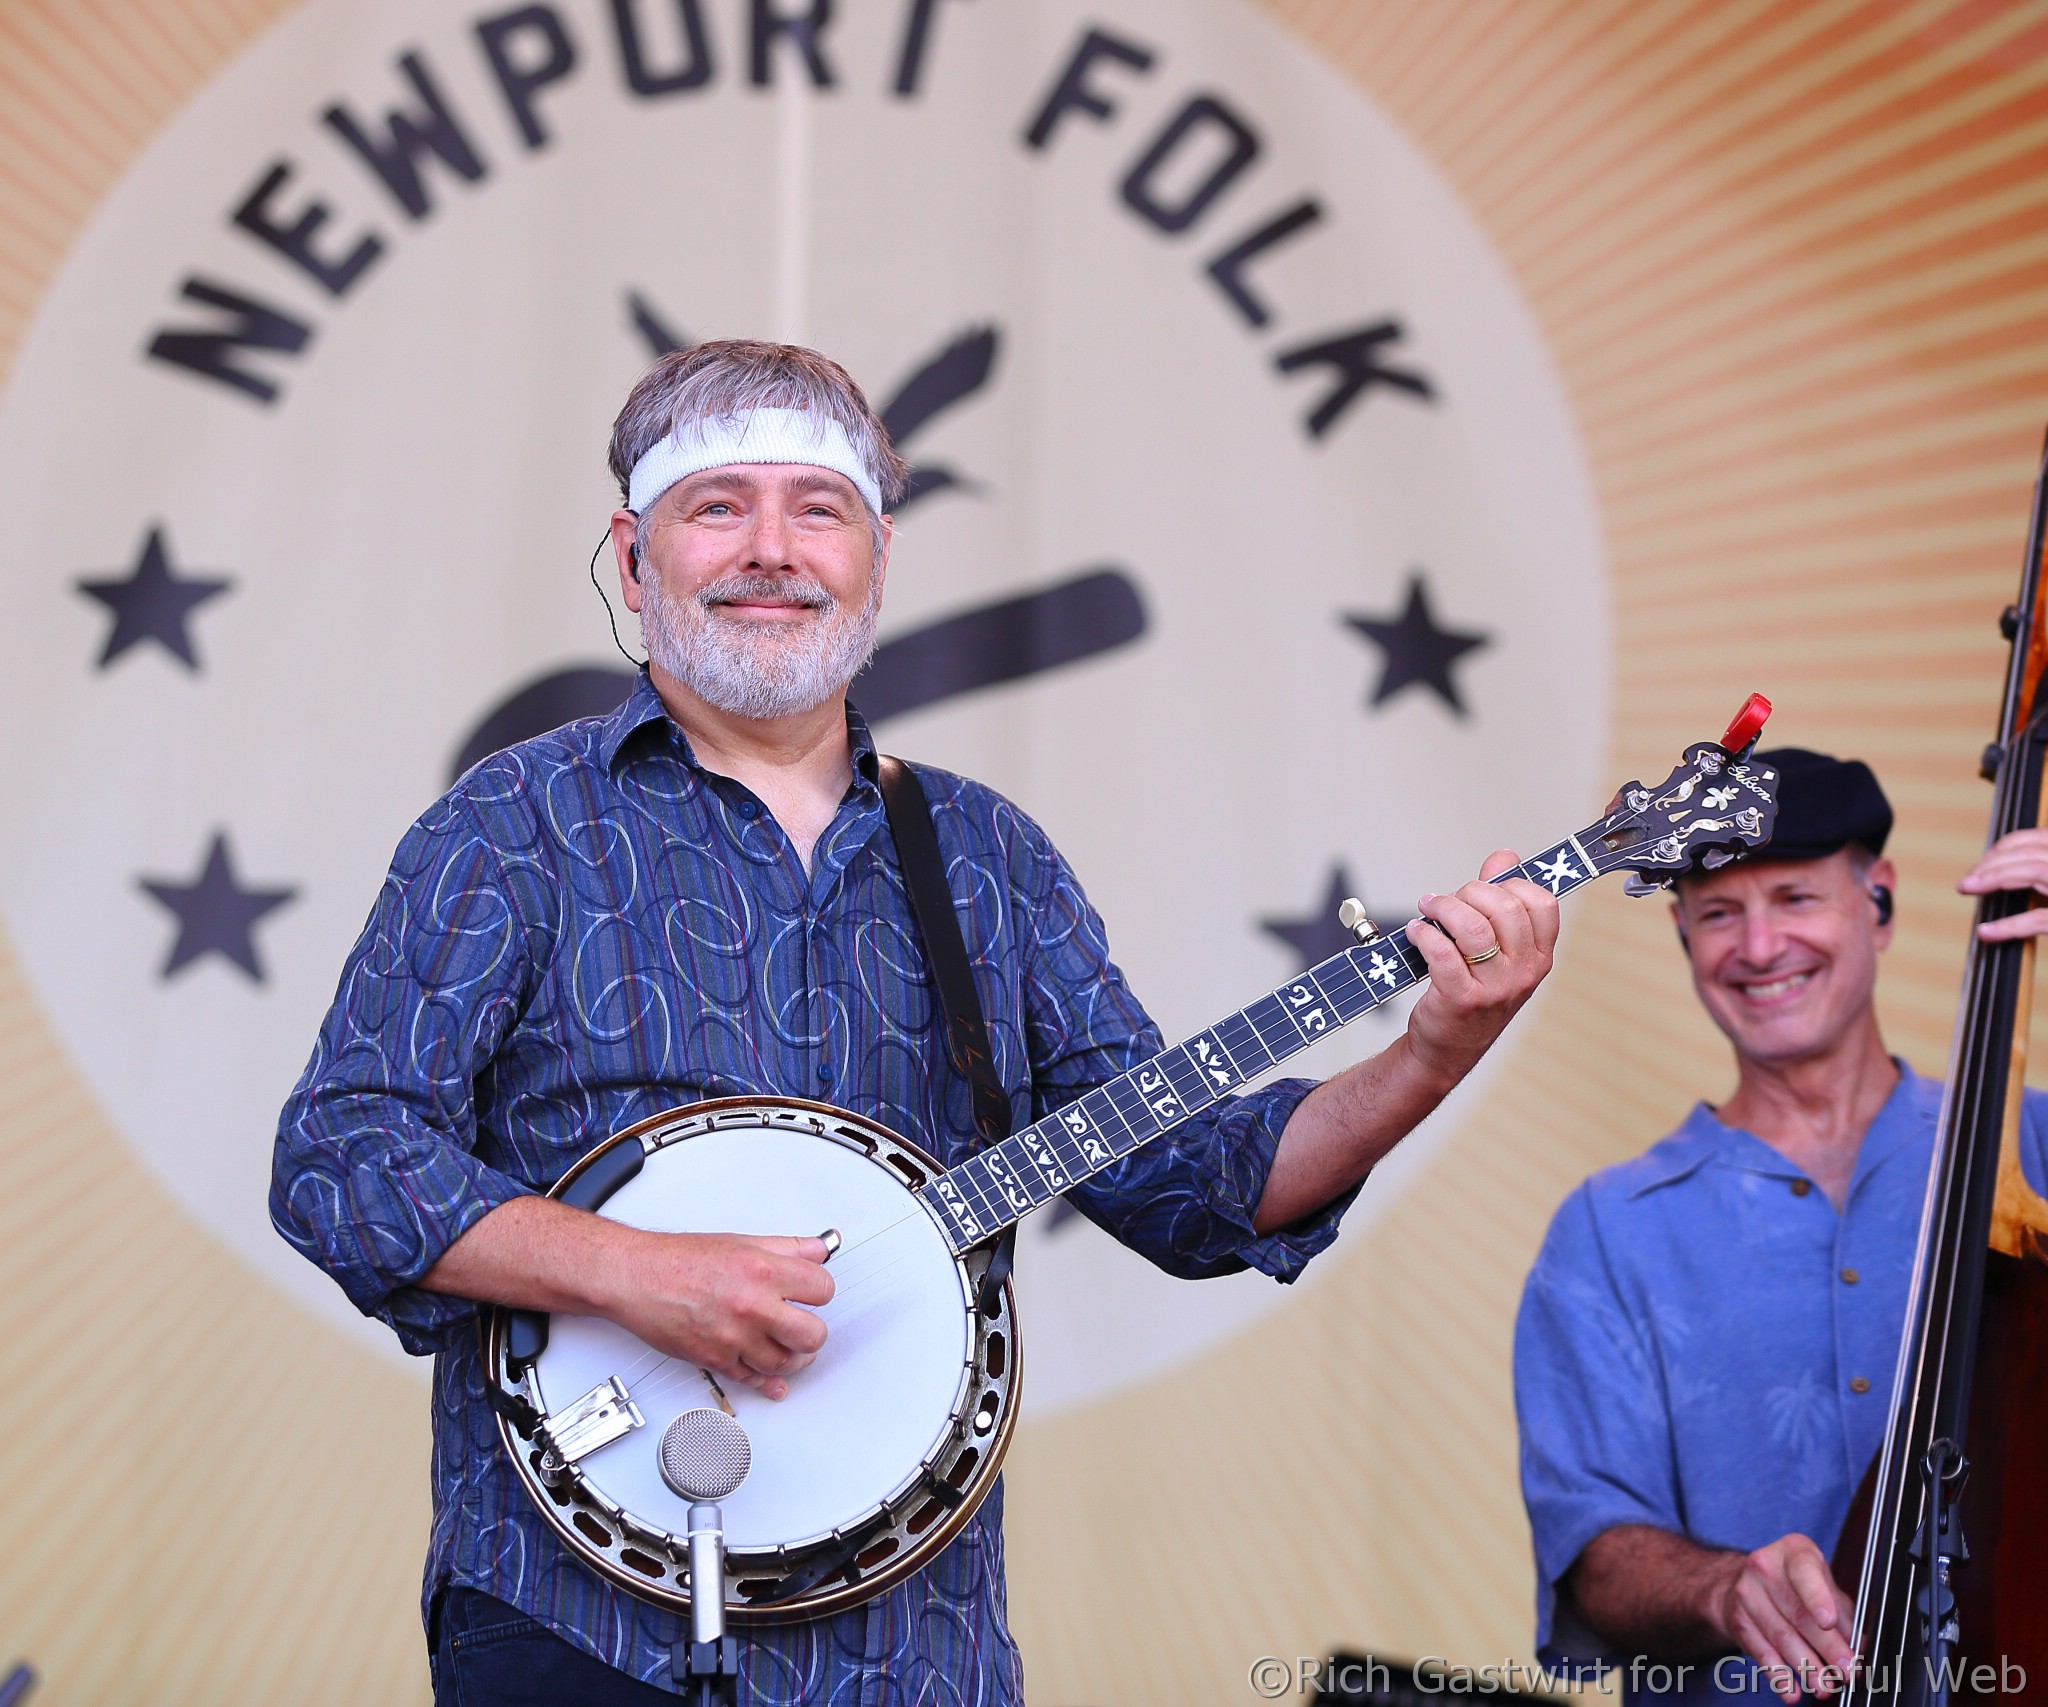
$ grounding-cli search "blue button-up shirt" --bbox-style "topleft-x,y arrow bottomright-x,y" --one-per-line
1514,1064 -> 2048,1705
272,673 -> 1338,1700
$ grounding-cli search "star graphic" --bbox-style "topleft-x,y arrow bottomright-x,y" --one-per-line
77,527 -> 232,671
1342,571 -> 1489,716
1261,863 -> 1374,971
138,832 -> 297,981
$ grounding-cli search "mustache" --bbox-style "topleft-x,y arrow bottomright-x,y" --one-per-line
694,572 -> 836,613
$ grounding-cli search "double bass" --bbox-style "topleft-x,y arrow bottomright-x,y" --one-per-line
1833,435 -> 2048,1705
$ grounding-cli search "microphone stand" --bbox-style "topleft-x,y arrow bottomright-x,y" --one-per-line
675,1499 -> 740,1707
661,1279 -> 819,1704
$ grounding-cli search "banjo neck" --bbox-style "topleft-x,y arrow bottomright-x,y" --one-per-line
923,719 -> 1781,1251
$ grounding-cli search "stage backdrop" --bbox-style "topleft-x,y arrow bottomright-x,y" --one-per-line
0,1 -> 2043,1702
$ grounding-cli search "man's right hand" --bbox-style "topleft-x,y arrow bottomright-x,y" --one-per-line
420,1197 -> 835,1402
1703,1532 -> 1856,1702
1570,1523 -> 1856,1697
602,1229 -> 835,1402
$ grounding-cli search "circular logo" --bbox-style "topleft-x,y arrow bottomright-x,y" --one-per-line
0,0 -> 1605,1413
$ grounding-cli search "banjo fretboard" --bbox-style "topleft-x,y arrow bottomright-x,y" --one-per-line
920,833 -> 1614,1252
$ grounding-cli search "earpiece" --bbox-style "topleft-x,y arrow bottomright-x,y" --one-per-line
588,526 -> 647,669
628,541 -> 642,582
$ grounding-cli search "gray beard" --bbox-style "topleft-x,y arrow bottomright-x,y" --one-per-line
639,567 -> 881,721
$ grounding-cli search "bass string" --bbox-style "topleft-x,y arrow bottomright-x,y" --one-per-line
1853,686 -> 2039,1664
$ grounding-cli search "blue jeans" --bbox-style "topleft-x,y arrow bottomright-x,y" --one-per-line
432,1587 -> 681,1704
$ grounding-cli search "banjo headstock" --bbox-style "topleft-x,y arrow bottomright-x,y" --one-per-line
1595,695 -> 1784,894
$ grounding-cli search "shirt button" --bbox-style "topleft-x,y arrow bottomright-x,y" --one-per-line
817,1063 -> 834,1085
1841,1267 -> 1860,1285
1850,1376 -> 1871,1394
1790,1179 -> 1811,1197
736,800 -> 760,820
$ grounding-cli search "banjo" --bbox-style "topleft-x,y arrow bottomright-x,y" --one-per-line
483,702 -> 1782,1625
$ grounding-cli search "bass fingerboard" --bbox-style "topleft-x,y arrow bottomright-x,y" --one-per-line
920,831 -> 1616,1252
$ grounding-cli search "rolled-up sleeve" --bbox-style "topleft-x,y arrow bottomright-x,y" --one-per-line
1070,1073 -> 1331,1280
1514,1185 -> 1677,1665
270,794 -> 539,1354
1012,816 -> 1346,1282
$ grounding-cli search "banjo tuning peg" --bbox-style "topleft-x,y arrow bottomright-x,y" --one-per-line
1338,898 -> 1381,944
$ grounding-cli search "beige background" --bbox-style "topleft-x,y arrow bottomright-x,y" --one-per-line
3,1 -> 2046,1702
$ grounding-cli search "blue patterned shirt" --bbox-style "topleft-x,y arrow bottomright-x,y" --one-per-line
272,672 -> 1339,1700
1514,1064 -> 2048,1706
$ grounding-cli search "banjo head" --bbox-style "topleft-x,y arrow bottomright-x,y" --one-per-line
485,1097 -> 1020,1624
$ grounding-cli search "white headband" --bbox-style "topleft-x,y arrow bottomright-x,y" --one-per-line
627,407 -> 883,518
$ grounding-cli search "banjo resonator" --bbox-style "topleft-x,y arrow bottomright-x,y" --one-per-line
485,1096 -> 1019,1625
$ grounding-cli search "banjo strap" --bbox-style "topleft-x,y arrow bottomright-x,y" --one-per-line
875,755 -> 1019,1308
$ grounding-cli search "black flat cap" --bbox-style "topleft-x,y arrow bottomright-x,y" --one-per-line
1747,747 -> 1892,862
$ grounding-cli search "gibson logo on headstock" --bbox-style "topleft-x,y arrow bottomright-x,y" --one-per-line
1601,737 -> 1782,890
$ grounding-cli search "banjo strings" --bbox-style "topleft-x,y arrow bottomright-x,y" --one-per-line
587,1211 -> 940,1414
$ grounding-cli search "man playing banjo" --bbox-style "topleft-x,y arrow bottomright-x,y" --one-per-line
272,340 -> 1559,1704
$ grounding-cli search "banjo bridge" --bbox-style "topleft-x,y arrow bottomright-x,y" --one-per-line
540,1375 -> 645,1466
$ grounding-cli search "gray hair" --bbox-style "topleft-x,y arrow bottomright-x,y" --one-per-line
608,340 -> 908,525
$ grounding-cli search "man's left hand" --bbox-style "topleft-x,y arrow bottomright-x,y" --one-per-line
1251,851 -> 1560,1232
1960,828 -> 2048,939
1402,850 -> 1561,1090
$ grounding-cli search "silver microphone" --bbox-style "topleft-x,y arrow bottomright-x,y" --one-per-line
659,1406 -> 752,1647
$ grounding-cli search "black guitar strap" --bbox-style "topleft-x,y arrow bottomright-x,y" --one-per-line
875,755 -> 1017,1309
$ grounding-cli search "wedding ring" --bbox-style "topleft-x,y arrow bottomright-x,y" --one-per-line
1463,945 -> 1501,965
